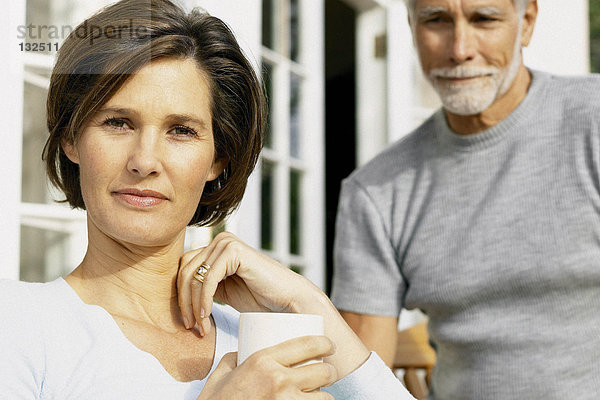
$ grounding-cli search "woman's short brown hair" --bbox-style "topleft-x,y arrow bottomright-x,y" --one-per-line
44,0 -> 264,226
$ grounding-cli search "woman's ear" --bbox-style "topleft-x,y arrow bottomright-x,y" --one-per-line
62,138 -> 80,164
207,157 -> 228,182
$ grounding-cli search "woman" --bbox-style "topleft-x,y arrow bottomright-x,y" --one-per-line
0,1 -> 413,398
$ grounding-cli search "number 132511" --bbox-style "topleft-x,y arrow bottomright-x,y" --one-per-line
19,42 -> 59,52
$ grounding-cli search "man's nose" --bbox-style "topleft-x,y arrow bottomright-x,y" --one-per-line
126,129 -> 163,177
449,21 -> 476,64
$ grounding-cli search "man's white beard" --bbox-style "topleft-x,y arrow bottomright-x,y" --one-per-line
426,32 -> 523,116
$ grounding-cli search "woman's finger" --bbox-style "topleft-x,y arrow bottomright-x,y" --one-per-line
177,248 -> 207,329
190,278 -> 205,334
258,335 -> 336,367
195,239 -> 235,336
240,337 -> 337,398
291,362 -> 338,392
179,234 -> 229,331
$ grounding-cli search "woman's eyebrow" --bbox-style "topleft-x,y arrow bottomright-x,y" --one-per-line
97,107 -> 138,117
166,114 -> 209,130
96,108 -> 208,129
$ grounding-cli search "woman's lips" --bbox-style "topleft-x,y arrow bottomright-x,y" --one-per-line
113,189 -> 167,208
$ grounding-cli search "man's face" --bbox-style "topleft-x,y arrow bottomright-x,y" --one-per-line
412,0 -> 527,115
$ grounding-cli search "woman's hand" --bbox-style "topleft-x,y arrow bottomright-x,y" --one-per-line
197,336 -> 337,400
178,232 -> 370,379
178,232 -> 321,334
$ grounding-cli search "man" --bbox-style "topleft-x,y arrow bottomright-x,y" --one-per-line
332,0 -> 600,398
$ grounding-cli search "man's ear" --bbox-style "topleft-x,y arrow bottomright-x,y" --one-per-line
207,157 -> 228,182
62,138 -> 80,164
520,0 -> 538,47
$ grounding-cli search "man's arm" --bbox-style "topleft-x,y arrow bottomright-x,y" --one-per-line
340,311 -> 399,367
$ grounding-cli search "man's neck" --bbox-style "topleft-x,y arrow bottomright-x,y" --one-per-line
445,65 -> 532,135
65,219 -> 187,331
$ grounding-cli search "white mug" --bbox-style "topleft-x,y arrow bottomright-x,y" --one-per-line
237,312 -> 324,365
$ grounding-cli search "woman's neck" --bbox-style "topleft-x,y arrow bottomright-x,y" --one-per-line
66,220 -> 187,331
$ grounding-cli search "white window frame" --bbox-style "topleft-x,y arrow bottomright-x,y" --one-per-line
1,0 -> 127,281
0,0 -> 109,280
1,0 -> 26,280
258,0 -> 325,288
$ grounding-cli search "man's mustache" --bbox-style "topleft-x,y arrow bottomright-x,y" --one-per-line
429,66 -> 499,79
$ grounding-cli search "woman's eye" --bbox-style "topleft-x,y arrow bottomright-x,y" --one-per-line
171,126 -> 198,137
104,118 -> 131,130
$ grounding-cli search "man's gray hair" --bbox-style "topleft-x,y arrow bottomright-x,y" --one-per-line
403,0 -> 530,18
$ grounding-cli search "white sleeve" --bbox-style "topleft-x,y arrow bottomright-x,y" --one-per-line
0,280 -> 44,399
322,352 -> 416,400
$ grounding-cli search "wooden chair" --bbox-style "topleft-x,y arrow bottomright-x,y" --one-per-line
393,322 -> 436,400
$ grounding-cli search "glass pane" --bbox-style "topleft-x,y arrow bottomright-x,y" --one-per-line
20,226 -> 71,282
24,0 -> 78,53
22,78 -> 52,204
211,221 -> 226,238
592,0 -> 600,73
289,0 -> 300,62
290,72 -> 302,158
290,169 -> 302,255
290,265 -> 303,275
261,160 -> 275,250
262,61 -> 274,149
262,0 -> 275,49
25,0 -> 54,54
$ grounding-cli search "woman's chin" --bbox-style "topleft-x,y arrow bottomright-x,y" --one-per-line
89,215 -> 187,249
114,225 -> 186,248
115,233 -> 182,248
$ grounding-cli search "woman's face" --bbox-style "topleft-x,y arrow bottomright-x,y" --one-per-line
64,58 -> 225,246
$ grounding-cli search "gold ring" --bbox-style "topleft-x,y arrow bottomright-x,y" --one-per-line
193,262 -> 211,283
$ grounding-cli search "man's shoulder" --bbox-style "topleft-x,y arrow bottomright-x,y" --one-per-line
540,71 -> 600,109
346,112 -> 440,190
544,70 -> 600,87
543,72 -> 600,126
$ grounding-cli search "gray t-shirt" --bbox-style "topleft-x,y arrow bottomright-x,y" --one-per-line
332,70 -> 600,399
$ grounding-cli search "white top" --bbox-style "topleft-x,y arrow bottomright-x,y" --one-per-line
0,278 -> 413,399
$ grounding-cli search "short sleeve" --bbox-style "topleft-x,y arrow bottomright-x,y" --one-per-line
322,352 -> 415,400
331,179 -> 405,316
0,280 -> 45,399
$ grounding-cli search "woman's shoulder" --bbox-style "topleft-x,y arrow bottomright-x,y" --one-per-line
0,278 -> 60,311
0,278 -> 74,314
0,277 -> 91,346
0,280 -> 59,395
0,277 -> 46,294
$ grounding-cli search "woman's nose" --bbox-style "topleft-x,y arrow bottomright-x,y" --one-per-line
126,129 -> 163,177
